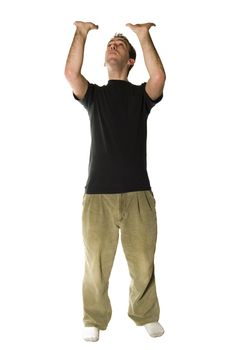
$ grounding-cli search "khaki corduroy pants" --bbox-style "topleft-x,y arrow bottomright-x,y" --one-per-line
81,190 -> 160,330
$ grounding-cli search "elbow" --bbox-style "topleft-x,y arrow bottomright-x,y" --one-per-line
155,70 -> 166,85
153,71 -> 166,91
64,67 -> 74,81
64,66 -> 81,82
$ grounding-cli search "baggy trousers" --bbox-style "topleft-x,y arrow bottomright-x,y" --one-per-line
81,190 -> 160,330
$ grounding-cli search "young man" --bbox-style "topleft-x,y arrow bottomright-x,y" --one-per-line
65,21 -> 166,342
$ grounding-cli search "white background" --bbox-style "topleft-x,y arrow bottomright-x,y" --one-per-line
0,0 -> 234,349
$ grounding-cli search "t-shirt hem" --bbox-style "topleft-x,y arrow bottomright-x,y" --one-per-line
84,186 -> 152,194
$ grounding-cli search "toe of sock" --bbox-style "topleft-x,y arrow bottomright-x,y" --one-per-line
144,322 -> 165,337
83,327 -> 99,342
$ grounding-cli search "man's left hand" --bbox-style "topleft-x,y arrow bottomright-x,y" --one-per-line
126,23 -> 156,37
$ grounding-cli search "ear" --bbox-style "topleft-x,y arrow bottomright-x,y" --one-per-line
128,58 -> 135,67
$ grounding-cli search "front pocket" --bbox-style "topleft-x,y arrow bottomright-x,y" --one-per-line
82,193 -> 86,206
148,190 -> 156,206
144,191 -> 156,213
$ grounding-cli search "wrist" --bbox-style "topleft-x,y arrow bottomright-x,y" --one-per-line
136,30 -> 150,42
75,28 -> 88,41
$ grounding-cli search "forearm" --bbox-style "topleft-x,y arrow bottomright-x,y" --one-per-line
65,29 -> 87,77
138,32 -> 166,80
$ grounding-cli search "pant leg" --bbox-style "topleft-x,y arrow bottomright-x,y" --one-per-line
120,190 -> 160,325
82,194 -> 119,330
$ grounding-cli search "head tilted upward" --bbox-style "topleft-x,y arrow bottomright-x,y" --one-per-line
105,33 -> 136,79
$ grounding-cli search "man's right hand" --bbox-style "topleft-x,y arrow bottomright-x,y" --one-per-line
73,21 -> 99,37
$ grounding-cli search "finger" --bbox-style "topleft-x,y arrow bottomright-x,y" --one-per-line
90,22 -> 99,29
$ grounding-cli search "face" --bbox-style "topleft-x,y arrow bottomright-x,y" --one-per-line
104,37 -> 132,68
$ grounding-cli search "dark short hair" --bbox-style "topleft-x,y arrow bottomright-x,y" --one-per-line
110,33 -> 136,72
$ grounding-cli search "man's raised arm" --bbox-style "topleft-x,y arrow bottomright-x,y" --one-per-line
126,23 -> 166,101
64,21 -> 98,100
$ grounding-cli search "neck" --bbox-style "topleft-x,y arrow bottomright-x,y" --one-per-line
107,68 -> 128,81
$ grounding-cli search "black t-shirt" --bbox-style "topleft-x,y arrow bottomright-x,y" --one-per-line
73,80 -> 163,194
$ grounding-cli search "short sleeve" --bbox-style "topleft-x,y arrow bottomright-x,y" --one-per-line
141,82 -> 163,114
73,82 -> 96,111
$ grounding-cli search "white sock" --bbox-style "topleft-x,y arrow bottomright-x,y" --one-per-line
144,322 -> 165,337
83,327 -> 99,342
